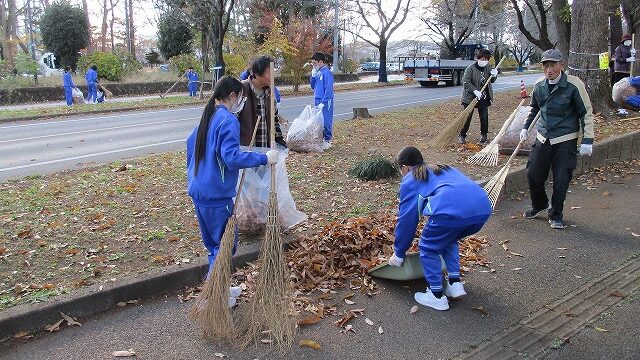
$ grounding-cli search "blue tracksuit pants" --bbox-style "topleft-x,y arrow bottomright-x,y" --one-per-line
64,87 -> 73,106
189,82 -> 198,97
419,218 -> 488,293
314,98 -> 334,141
193,204 -> 238,274
87,83 -> 97,103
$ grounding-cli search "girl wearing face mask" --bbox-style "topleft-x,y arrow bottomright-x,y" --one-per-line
186,76 -> 278,306
613,34 -> 636,85
459,48 -> 498,145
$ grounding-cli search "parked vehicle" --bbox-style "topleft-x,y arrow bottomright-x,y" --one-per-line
361,62 -> 380,71
403,44 -> 485,87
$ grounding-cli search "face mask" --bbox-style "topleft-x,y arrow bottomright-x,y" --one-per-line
477,60 -> 489,67
230,96 -> 246,114
313,64 -> 320,71
624,40 -> 632,47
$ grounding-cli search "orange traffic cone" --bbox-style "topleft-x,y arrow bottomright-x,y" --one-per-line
520,80 -> 529,98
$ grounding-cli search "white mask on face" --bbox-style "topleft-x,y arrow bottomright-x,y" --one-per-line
230,96 -> 246,114
624,40 -> 632,47
477,60 -> 489,67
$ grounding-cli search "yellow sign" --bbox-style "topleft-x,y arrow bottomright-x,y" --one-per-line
599,52 -> 610,70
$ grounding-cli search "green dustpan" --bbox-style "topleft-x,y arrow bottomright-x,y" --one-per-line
368,253 -> 446,281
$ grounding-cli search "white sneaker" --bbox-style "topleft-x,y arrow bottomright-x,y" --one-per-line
322,141 -> 332,150
228,296 -> 237,308
444,282 -> 467,299
414,290 -> 449,311
229,286 -> 242,298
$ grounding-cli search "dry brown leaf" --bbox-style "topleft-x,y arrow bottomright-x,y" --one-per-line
0,247 -> 6,255
213,353 -> 226,358
512,268 -> 523,271
509,251 -> 524,257
45,319 -> 64,332
472,305 -> 489,316
13,330 -> 31,339
117,302 -> 127,307
365,318 -> 374,326
112,350 -> 136,357
260,339 -> 273,344
17,229 -> 32,239
378,325 -> 384,334
336,311 -> 355,327
632,232 -> 640,237
570,206 -> 581,210
410,305 -> 419,314
60,312 -> 81,327
602,191 -> 610,196
299,339 -> 321,350
593,326 -> 608,333
609,290 -> 626,298
297,315 -> 322,326
344,299 -> 355,305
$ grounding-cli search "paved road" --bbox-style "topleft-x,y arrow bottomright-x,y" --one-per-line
0,73 -> 542,181
2,161 -> 638,359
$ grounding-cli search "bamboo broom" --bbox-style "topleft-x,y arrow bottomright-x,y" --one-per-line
484,112 -> 541,209
190,111 -> 262,343
467,98 -> 526,167
239,62 -> 296,351
160,71 -> 188,98
431,56 -> 507,149
98,83 -> 113,98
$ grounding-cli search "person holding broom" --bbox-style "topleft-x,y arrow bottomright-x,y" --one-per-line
186,75 -> 279,307
459,48 -> 499,144
186,67 -> 199,97
388,146 -> 492,311
521,49 -> 594,229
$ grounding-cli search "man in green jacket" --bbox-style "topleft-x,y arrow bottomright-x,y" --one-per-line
459,48 -> 498,144
522,49 -> 595,229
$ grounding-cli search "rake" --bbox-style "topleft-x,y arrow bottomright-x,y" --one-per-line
190,102 -> 262,343
467,98 -> 526,167
239,61 -> 296,351
431,56 -> 507,149
484,112 -> 541,209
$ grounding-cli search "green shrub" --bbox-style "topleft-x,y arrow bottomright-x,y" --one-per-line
500,57 -> 519,69
15,53 -> 39,76
116,51 -> 142,74
348,157 -> 399,181
168,53 -> 202,76
223,52 -> 247,76
0,59 -> 12,78
77,52 -> 124,81
341,58 -> 360,74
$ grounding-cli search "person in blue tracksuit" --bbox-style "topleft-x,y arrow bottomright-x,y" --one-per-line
240,66 -> 282,108
186,75 -> 279,307
187,67 -> 199,96
63,66 -> 74,106
310,52 -> 334,149
389,146 -> 492,311
85,65 -> 98,103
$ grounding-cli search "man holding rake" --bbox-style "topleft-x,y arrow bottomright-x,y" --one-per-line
521,49 -> 595,229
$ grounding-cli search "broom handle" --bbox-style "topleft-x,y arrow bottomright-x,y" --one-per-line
493,98 -> 526,143
231,116 -> 261,217
479,56 -> 507,93
632,34 -> 636,77
453,56 -> 507,125
161,71 -> 188,98
269,62 -> 277,185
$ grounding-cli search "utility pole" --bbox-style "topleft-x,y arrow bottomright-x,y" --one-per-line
332,0 -> 339,72
124,0 -> 131,53
26,0 -> 38,84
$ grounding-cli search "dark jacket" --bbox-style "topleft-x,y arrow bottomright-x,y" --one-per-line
461,63 -> 496,105
524,72 -> 595,145
237,80 -> 285,148
613,44 -> 632,73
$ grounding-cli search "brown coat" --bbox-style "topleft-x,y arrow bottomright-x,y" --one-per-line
237,80 -> 285,147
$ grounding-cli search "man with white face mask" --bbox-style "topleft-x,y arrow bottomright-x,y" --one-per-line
459,48 -> 498,144
521,49 -> 595,230
613,34 -> 635,84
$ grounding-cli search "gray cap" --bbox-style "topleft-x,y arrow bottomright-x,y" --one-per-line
541,49 -> 562,63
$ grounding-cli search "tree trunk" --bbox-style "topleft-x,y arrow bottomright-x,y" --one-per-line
0,0 -> 6,61
568,0 -> 612,115
377,37 -> 388,83
101,0 -> 108,52
128,0 -> 135,56
201,30 -> 210,74
110,0 -> 116,52
82,0 -> 92,52
4,0 -> 17,66
609,4 -> 623,48
551,0 -> 570,61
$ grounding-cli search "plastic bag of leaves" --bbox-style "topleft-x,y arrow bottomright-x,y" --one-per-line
286,105 -> 324,153
348,157 -> 399,181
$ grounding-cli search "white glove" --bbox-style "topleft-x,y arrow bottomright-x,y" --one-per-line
311,68 -> 318,77
266,150 -> 279,164
388,253 -> 404,267
579,144 -> 593,156
473,90 -> 482,100
627,56 -> 636,62
519,129 -> 528,141
631,49 -> 637,56
490,69 -> 498,78
275,101 -> 281,111
317,103 -> 324,110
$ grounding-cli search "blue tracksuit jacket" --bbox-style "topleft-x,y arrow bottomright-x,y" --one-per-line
310,65 -> 334,104
186,105 -> 268,207
394,167 -> 492,257
63,71 -> 74,105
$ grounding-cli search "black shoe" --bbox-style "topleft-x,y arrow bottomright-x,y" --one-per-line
549,219 -> 567,229
458,135 -> 466,144
480,134 -> 488,144
523,206 -> 549,219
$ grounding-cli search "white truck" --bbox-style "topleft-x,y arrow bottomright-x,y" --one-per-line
402,44 -> 485,87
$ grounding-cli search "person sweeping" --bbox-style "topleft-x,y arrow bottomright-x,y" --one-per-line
186,75 -> 279,307
389,146 -> 492,311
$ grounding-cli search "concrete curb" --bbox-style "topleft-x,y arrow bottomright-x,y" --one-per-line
1,130 -> 638,340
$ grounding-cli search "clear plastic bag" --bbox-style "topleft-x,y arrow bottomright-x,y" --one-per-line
286,105 -> 324,152
235,146 -> 307,234
498,105 -> 537,156
71,87 -> 85,105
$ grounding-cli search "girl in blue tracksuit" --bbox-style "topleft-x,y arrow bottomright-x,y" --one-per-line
389,146 -> 492,311
186,76 -> 278,284
63,66 -> 74,106
310,52 -> 334,148
85,65 -> 98,103
187,67 -> 199,96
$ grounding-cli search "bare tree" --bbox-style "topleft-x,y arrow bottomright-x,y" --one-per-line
420,0 -> 479,57
82,0 -> 93,52
128,0 -> 135,55
509,0 -> 554,51
209,0 -> 236,74
344,0 -> 411,82
568,0 -> 612,115
550,0 -> 570,60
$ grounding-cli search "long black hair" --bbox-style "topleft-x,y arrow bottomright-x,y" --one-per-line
193,75 -> 243,176
396,146 -> 450,182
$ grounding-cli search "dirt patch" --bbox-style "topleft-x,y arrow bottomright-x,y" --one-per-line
0,88 -> 637,310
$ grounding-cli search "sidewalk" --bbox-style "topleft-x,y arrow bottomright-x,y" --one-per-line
2,159 -> 638,359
